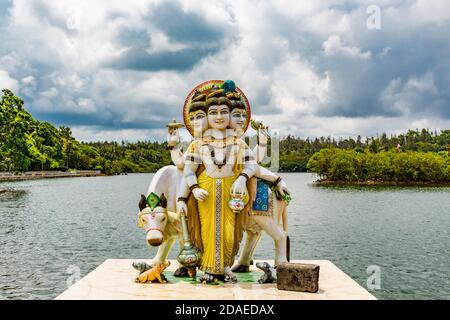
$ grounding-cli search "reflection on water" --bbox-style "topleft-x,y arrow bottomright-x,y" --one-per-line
1,173 -> 449,300
0,189 -> 27,201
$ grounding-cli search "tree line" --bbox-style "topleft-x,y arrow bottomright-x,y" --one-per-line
280,129 -> 450,173
307,148 -> 450,183
2,89 -> 450,181
1,89 -> 171,174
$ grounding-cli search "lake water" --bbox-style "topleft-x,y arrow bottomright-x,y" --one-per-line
1,173 -> 449,300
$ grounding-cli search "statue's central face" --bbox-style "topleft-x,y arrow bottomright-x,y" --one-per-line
189,110 -> 208,136
207,104 -> 230,130
230,109 -> 247,131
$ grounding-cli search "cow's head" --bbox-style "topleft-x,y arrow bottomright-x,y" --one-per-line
138,192 -> 168,247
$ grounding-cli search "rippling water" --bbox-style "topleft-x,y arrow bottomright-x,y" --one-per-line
1,173 -> 449,300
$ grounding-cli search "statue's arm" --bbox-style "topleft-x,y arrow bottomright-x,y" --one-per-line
175,175 -> 190,217
183,142 -> 208,201
177,174 -> 190,199
183,161 -> 199,190
254,165 -> 278,182
241,145 -> 257,179
170,146 -> 185,170
231,143 -> 256,195
167,127 -> 184,168
254,165 -> 290,197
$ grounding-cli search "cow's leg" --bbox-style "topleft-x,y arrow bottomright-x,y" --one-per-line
253,216 -> 287,266
152,236 -> 189,277
232,230 -> 261,272
152,236 -> 175,264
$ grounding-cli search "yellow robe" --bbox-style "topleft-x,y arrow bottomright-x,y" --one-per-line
197,171 -> 249,275
185,139 -> 253,275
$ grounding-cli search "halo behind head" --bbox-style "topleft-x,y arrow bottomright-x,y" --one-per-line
183,80 -> 251,136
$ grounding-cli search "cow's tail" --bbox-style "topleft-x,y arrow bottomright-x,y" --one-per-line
279,199 -> 290,262
286,235 -> 290,262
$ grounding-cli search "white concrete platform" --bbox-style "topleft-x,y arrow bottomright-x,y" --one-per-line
56,259 -> 376,300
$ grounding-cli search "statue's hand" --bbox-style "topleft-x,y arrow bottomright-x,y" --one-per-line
231,176 -> 247,197
276,179 -> 290,197
258,127 -> 269,145
192,187 -> 209,202
167,128 -> 180,147
176,200 -> 188,215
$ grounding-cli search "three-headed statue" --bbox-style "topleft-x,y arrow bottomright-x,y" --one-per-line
135,80 -> 290,285
174,80 -> 290,283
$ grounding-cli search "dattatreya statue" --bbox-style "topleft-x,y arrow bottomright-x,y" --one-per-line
133,80 -> 291,285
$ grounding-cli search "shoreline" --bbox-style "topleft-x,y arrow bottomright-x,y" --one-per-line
0,170 -> 103,182
313,180 -> 450,187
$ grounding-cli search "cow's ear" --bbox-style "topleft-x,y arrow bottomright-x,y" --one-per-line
160,193 -> 167,209
139,194 -> 147,211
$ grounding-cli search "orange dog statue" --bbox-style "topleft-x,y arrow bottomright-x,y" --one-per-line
136,261 -> 171,284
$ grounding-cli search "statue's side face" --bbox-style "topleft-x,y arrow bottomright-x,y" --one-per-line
189,110 -> 208,136
230,108 -> 247,131
207,104 -> 230,130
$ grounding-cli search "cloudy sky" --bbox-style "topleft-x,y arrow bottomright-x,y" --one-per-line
1,0 -> 450,142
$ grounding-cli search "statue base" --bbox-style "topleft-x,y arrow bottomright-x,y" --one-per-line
56,259 -> 376,300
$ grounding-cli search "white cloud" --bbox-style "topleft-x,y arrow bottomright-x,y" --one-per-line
40,87 -> 58,98
385,0 -> 450,27
380,72 -> 440,117
20,75 -> 36,96
21,75 -> 35,84
1,0 -> 450,142
146,31 -> 188,54
323,35 -> 372,60
76,98 -> 96,114
0,69 -> 19,92
270,57 -> 330,116
380,46 -> 392,58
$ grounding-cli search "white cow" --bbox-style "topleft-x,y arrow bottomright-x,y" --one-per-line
232,187 -> 290,272
136,165 -> 189,276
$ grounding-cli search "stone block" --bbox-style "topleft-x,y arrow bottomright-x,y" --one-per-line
277,262 -> 320,293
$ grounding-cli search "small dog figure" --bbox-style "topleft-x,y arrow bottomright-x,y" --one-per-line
136,261 -> 171,284
256,262 -> 277,284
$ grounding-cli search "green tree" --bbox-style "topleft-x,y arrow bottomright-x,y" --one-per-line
0,89 -> 32,171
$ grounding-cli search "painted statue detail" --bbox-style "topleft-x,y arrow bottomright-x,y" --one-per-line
180,83 -> 256,283
134,80 -> 291,285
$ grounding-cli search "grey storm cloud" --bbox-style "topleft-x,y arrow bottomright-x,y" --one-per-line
314,22 -> 450,119
108,1 -> 234,72
109,43 -> 220,72
33,109 -> 170,130
149,2 -> 226,43
1,0 -> 450,141
259,3 -> 450,120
